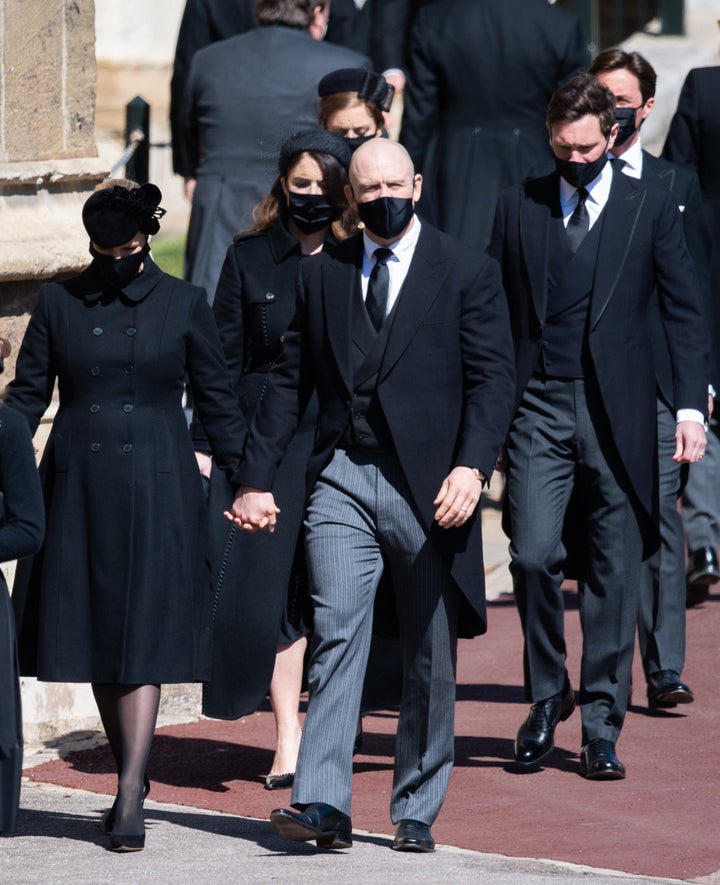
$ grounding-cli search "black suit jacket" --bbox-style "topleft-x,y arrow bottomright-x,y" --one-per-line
490,168 -> 708,528
235,221 -> 516,637
639,151 -> 710,405
664,66 -> 720,387
400,0 -> 587,248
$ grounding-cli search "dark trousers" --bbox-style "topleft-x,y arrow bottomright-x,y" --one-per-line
638,397 -> 685,677
507,375 -> 642,744
293,449 -> 459,824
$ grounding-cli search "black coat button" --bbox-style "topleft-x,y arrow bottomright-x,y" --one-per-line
91,366 -> 100,376
90,443 -> 101,452
90,404 -> 100,413
125,327 -> 137,336
122,443 -> 133,453
92,327 -> 103,336
123,404 -> 134,413
265,292 -> 275,301
124,365 -> 135,375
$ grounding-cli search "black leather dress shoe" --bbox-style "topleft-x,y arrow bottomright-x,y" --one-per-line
270,803 -> 352,849
687,546 -> 720,587
647,670 -> 694,709
580,739 -> 626,780
392,819 -> 435,853
514,681 -> 575,767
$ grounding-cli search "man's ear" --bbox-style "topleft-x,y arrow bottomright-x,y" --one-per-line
344,183 -> 357,209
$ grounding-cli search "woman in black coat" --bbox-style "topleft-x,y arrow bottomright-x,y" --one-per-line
7,183 -> 246,851
0,339 -> 44,835
194,129 -> 354,789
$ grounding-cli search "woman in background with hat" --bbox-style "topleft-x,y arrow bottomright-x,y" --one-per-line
317,67 -> 394,152
6,180 -> 246,851
193,129 -> 354,790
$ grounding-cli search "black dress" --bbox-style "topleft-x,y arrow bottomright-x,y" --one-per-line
0,405 -> 44,834
197,221 -> 317,719
7,257 -> 246,684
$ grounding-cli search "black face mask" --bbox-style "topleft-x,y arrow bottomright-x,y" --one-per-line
90,242 -> 149,289
287,192 -> 338,234
613,105 -> 642,148
554,147 -> 609,190
345,133 -> 377,154
357,196 -> 414,241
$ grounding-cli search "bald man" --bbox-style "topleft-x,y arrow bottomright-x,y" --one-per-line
230,139 -> 515,852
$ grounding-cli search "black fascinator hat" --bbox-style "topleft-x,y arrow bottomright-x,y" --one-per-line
82,183 -> 167,248
318,68 -> 395,113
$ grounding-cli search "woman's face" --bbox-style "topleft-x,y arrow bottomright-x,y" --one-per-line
326,103 -> 380,140
91,233 -> 147,259
281,153 -> 326,200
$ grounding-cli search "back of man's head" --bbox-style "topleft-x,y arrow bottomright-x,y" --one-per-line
589,48 -> 657,104
547,72 -> 616,138
256,0 -> 324,29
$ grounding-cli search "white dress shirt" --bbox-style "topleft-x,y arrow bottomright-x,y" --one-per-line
361,215 -> 422,316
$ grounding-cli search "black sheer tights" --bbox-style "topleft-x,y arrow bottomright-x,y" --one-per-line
92,683 -> 160,834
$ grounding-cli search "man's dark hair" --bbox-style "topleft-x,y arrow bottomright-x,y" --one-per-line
589,48 -> 657,105
547,73 -> 617,138
256,0 -> 325,28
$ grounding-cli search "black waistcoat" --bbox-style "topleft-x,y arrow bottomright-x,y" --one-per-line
540,208 -> 604,379
338,277 -> 397,453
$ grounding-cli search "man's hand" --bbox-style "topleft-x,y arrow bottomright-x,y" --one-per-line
184,177 -> 197,203
674,420 -> 707,463
225,486 -> 280,533
433,466 -> 482,528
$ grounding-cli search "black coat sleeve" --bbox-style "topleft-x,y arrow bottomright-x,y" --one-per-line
399,9 -> 438,172
663,70 -> 700,170
0,406 -> 44,563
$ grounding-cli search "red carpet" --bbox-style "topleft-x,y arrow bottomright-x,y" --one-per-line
25,587 -> 720,880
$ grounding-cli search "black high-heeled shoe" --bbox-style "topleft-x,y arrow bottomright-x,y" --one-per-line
110,830 -> 145,852
103,775 -> 150,834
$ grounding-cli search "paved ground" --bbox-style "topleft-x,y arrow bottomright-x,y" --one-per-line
8,491 -> 720,884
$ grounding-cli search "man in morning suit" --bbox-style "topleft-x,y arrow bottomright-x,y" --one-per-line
229,138 -> 515,851
664,64 -> 720,600
589,48 -> 710,710
490,73 -> 708,780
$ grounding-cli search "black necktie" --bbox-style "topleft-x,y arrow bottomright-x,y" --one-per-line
366,248 -> 393,332
566,186 -> 589,253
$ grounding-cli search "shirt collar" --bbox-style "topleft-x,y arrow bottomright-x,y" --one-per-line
362,213 -> 422,262
609,137 -> 643,178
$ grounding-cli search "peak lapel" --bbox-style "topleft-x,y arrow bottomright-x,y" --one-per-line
590,169 -> 646,329
378,224 -> 449,381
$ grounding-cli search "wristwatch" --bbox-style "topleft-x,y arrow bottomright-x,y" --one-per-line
471,467 -> 487,485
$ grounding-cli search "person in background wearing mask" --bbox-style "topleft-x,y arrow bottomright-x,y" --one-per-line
589,48 -> 711,711
317,67 -> 394,153
227,138 -> 515,852
7,181 -> 246,852
0,338 -> 44,836
490,73 -> 709,781
192,129 -> 355,791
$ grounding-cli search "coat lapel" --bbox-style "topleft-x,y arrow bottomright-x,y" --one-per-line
590,168 -> 646,329
321,238 -> 363,394
378,223 -> 450,381
519,176 -> 556,323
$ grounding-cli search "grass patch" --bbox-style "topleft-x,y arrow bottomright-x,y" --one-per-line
151,234 -> 186,279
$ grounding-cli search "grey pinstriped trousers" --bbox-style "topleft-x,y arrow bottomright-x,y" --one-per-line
291,448 -> 460,824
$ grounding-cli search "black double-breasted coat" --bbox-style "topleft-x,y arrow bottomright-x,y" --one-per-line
7,258 -> 246,684
400,0 -> 587,249
235,221 -> 516,637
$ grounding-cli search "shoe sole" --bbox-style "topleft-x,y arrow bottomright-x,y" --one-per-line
687,571 -> 720,587
392,840 -> 435,853
270,812 -> 352,849
580,765 -> 626,780
648,691 -> 695,709
513,698 -> 576,768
